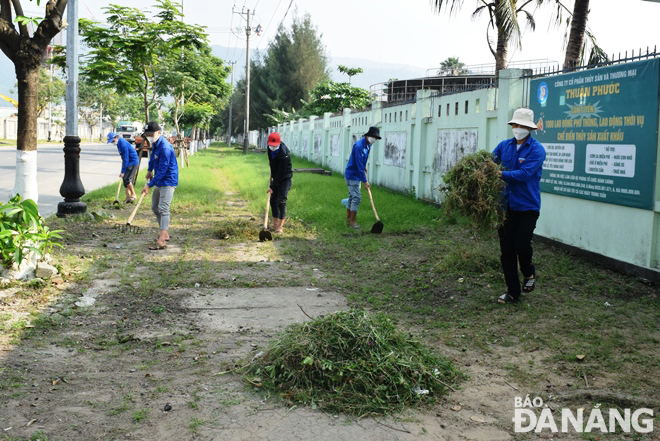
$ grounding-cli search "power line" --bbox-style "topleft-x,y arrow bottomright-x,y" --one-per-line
255,0 -> 283,52
225,1 -> 236,60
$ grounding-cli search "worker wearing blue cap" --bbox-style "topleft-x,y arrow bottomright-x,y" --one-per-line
108,132 -> 140,202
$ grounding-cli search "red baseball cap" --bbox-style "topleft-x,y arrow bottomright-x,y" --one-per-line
267,132 -> 281,146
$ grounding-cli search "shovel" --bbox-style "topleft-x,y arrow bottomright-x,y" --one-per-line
259,194 -> 273,242
366,184 -> 384,234
112,179 -> 122,207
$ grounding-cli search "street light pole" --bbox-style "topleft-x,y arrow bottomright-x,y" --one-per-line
57,0 -> 86,217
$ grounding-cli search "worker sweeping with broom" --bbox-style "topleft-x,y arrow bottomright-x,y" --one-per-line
142,121 -> 178,250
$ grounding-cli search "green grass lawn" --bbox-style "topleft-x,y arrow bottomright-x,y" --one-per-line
64,142 -> 660,400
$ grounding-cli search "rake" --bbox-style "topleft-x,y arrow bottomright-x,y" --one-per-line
115,190 -> 146,234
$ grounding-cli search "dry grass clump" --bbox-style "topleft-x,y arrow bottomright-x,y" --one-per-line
441,150 -> 505,229
242,309 -> 464,417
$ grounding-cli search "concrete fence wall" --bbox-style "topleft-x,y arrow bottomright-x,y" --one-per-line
274,67 -> 660,276
0,116 -> 111,142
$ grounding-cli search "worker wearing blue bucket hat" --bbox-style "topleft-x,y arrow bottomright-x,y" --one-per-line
108,131 -> 139,203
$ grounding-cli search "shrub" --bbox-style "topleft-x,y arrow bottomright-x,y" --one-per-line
441,150 -> 505,230
0,195 -> 62,268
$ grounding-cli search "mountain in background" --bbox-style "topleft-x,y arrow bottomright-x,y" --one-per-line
0,45 -> 430,107
210,45 -> 428,90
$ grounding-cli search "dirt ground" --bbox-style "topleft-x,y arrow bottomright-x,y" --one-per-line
1,192 -> 658,441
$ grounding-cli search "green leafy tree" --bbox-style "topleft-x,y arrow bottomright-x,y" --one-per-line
0,0 -> 68,197
156,46 -> 230,135
79,0 -> 207,122
179,101 -> 214,141
225,12 -> 330,131
337,65 -> 363,84
302,81 -> 371,117
437,57 -> 469,76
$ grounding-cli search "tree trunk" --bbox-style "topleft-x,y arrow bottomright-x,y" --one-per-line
12,63 -> 40,201
563,0 -> 590,70
495,27 -> 508,76
143,89 -> 150,122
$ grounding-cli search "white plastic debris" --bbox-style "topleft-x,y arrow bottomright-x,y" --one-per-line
413,386 -> 429,395
604,302 -> 612,307
252,351 -> 264,360
195,283 -> 201,288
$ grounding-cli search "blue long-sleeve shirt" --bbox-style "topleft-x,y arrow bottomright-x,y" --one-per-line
117,137 -> 139,174
148,136 -> 178,188
344,137 -> 371,182
492,136 -> 546,211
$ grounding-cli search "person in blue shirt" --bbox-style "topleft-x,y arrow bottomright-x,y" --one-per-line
266,132 -> 293,234
492,108 -> 546,304
345,126 -> 380,229
142,122 -> 178,250
108,132 -> 139,203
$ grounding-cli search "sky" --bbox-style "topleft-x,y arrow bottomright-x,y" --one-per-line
14,0 -> 660,74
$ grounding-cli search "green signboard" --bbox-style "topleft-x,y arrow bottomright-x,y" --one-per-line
530,58 -> 660,209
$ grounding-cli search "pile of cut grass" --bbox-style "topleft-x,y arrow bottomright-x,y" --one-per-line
243,309 -> 464,416
441,150 -> 505,230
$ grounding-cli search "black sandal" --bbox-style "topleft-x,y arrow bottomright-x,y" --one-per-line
497,293 -> 520,304
522,277 -> 536,293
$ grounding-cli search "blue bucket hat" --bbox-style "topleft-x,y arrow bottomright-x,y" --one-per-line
107,132 -> 118,143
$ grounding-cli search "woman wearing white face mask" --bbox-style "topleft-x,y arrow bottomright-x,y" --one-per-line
344,126 -> 381,229
266,132 -> 293,233
492,108 -> 546,304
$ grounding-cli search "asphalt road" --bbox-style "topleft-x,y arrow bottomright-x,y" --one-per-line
0,142 -> 124,218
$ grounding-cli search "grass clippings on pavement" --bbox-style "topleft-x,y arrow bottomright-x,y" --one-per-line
243,309 -> 465,417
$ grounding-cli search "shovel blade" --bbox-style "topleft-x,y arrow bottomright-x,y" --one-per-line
259,230 -> 273,242
370,221 -> 384,234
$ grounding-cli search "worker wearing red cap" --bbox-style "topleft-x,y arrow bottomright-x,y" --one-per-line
266,132 -> 293,233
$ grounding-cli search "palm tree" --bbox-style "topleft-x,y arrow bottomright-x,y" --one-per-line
432,0 -> 542,75
438,57 -> 469,75
547,0 -> 607,70
563,0 -> 589,69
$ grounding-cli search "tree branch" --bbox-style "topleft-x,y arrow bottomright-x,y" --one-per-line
1,0 -> 14,23
10,0 -> 28,37
0,0 -> 20,60
33,0 -> 67,48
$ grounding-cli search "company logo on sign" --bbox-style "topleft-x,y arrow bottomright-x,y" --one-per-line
538,82 -> 548,106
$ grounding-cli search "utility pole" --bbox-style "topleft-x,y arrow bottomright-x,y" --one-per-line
243,9 -> 252,154
227,60 -> 236,148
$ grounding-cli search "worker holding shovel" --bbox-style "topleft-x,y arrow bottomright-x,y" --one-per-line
344,126 -> 380,229
108,132 -> 139,203
142,122 -> 178,250
266,132 -> 293,234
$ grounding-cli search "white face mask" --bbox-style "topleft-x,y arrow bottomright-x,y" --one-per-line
147,133 -> 160,144
367,137 -> 377,145
268,145 -> 278,151
512,128 -> 530,141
